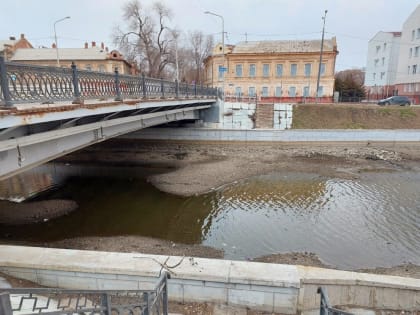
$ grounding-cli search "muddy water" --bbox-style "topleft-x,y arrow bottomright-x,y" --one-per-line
0,164 -> 419,270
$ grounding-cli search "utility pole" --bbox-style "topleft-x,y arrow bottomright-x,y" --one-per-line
316,10 -> 327,103
204,11 -> 225,101
53,16 -> 70,67
172,30 -> 180,82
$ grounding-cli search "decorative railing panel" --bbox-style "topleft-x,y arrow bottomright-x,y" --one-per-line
0,56 -> 218,106
4,63 -> 74,103
0,272 -> 170,315
0,272 -> 169,315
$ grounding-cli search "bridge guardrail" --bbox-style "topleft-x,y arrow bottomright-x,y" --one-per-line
0,271 -> 170,315
0,56 -> 219,106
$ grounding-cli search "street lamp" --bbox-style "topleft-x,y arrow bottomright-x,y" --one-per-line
204,11 -> 225,101
54,16 -> 70,67
316,10 -> 327,103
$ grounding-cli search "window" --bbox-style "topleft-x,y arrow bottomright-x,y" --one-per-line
413,65 -> 417,75
408,66 -> 411,74
290,63 -> 297,76
317,86 -> 324,97
235,86 -> 242,97
262,86 -> 269,97
412,30 -> 416,41
415,46 -> 419,57
85,64 -> 92,71
376,45 -> 380,53
249,64 -> 256,77
410,48 -> 413,58
417,28 -> 420,39
218,65 -> 224,79
249,86 -> 256,97
374,59 -> 379,67
235,64 -> 243,77
275,86 -> 282,97
289,86 -> 296,97
98,64 -> 105,72
303,86 -> 310,97
380,72 -> 385,79
276,64 -> 283,77
263,64 -> 270,77
383,43 -> 387,51
320,63 -> 326,75
304,63 -> 311,77
382,57 -> 385,66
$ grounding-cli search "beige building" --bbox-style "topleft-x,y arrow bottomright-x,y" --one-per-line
204,38 -> 338,101
0,34 -> 33,60
9,40 -> 136,75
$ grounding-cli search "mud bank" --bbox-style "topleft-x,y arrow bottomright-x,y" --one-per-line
59,140 -> 420,196
0,199 -> 78,225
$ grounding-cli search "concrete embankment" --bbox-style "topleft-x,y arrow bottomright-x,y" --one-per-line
122,127 -> 420,142
0,245 -> 418,314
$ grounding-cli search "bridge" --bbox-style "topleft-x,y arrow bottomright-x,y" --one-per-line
0,57 -> 219,180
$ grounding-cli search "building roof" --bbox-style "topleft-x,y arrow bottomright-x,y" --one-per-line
231,38 -> 337,54
10,46 -> 113,61
0,40 -> 17,51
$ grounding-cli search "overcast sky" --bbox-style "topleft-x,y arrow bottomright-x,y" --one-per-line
1,0 -> 418,71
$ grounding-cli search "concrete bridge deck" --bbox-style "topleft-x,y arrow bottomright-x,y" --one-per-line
0,97 -> 217,180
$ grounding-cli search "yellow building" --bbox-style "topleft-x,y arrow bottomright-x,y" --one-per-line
204,38 -> 338,102
10,41 -> 136,75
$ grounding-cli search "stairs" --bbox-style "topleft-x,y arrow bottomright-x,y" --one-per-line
255,103 -> 274,129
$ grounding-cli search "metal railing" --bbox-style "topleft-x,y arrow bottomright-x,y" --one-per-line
317,287 -> 354,315
0,271 -> 170,315
0,56 -> 219,106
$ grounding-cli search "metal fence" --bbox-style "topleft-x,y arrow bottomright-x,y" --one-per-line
0,272 -> 170,315
317,287 -> 354,315
0,56 -> 219,106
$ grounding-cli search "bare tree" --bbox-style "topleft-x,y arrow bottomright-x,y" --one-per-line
114,0 -> 174,78
188,31 -> 213,83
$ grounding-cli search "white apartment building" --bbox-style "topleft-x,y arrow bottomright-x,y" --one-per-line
364,31 -> 401,100
395,4 -> 420,104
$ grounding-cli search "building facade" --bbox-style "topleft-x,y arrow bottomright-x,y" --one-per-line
0,34 -> 33,60
364,31 -> 401,100
395,4 -> 420,104
203,38 -> 338,102
4,37 -> 136,75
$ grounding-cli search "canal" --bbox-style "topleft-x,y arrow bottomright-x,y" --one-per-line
0,163 -> 419,270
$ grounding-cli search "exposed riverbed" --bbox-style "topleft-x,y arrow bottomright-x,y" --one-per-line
0,140 -> 419,275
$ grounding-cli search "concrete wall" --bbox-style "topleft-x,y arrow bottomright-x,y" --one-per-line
0,246 -> 419,314
122,127 -> 420,142
217,102 -> 293,130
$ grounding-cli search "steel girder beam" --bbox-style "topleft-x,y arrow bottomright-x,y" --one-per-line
0,105 -> 209,180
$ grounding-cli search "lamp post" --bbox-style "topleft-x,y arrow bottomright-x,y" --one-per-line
316,10 -> 327,103
204,11 -> 225,101
54,16 -> 70,67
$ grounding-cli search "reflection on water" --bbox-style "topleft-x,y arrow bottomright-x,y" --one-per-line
0,164 -> 419,270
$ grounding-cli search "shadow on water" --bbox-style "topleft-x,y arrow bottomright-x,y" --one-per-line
0,163 -> 419,270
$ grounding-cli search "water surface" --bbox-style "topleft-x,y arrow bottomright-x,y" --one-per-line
0,164 -> 419,269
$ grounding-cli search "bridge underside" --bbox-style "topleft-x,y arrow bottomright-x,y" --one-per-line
0,100 -> 213,180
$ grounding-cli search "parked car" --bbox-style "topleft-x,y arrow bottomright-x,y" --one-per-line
377,96 -> 411,106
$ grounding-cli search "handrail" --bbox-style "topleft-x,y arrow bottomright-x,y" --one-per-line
0,56 -> 219,106
317,287 -> 354,315
0,271 -> 170,315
